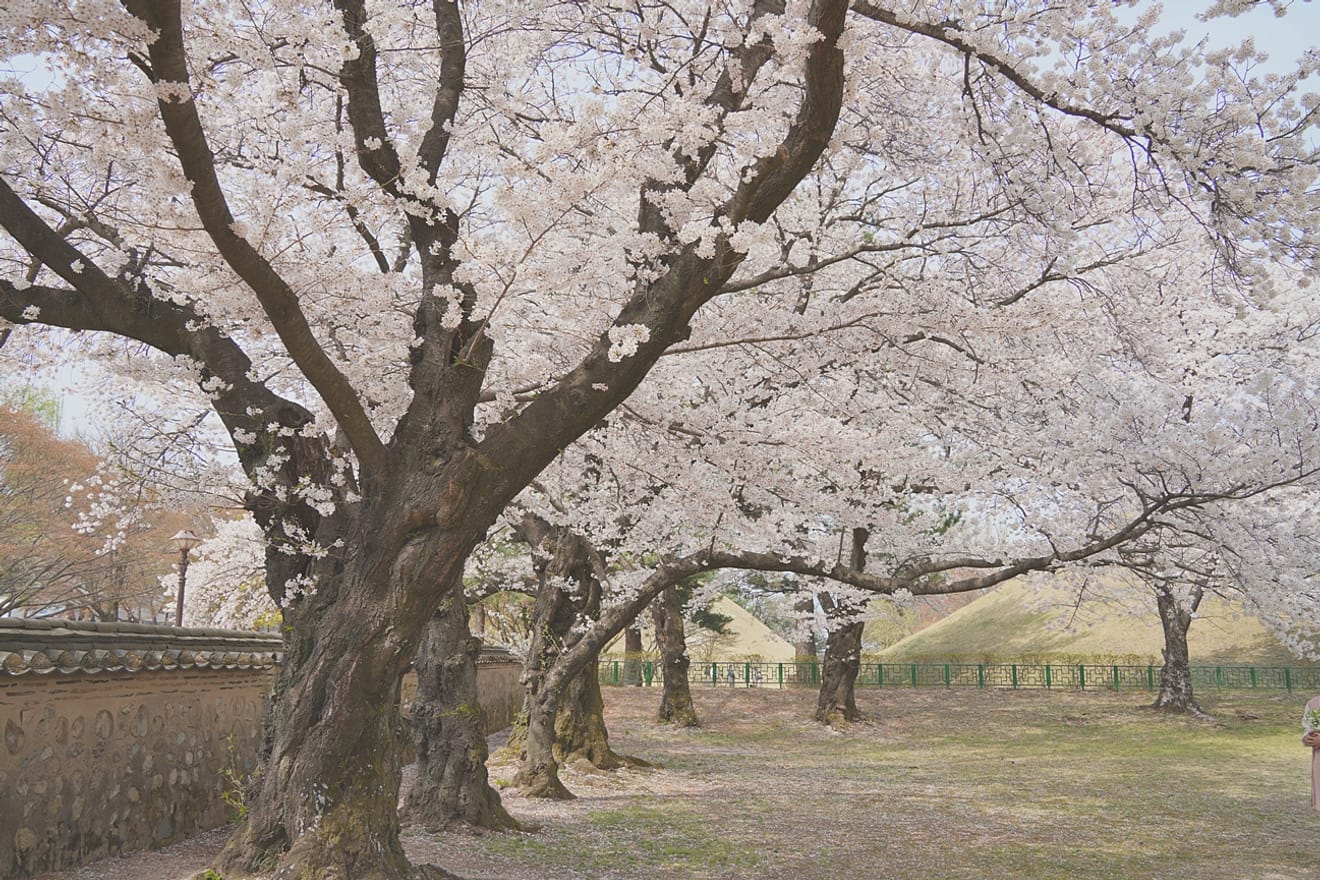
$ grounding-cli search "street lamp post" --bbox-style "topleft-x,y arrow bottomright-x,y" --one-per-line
171,529 -> 200,627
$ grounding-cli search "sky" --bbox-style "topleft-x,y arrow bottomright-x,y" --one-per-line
1158,0 -> 1319,78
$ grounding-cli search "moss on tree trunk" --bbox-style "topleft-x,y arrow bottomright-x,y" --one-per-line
403,592 -> 519,832
211,492 -> 489,880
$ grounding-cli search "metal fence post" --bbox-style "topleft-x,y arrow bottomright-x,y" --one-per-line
1147,665 -> 1154,690
1078,665 -> 1085,690
1045,664 -> 1052,689
1011,664 -> 1018,690
977,664 -> 984,689
1112,665 -> 1119,690
1286,667 -> 1293,692
778,663 -> 784,688
910,663 -> 917,688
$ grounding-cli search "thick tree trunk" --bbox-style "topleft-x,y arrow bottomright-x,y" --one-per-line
215,544 -> 465,879
653,585 -> 699,727
210,454 -> 499,880
403,592 -> 518,832
814,528 -> 868,724
814,617 -> 864,722
1152,586 -> 1203,714
512,643 -> 643,797
512,522 -> 600,798
517,686 -> 577,800
512,517 -> 647,796
556,651 -> 637,768
622,625 -> 645,686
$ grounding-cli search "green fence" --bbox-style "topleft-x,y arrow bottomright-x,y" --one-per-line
598,660 -> 1320,693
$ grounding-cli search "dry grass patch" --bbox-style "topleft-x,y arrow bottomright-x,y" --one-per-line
412,685 -> 1318,880
31,685 -> 1318,879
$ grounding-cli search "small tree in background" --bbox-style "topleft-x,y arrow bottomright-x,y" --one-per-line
0,403 -> 185,620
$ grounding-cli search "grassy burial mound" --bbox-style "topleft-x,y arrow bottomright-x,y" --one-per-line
872,572 -> 1313,666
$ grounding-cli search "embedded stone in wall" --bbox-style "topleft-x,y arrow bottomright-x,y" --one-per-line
0,618 -> 282,880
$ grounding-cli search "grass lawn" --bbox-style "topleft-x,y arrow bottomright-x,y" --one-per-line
405,685 -> 1320,880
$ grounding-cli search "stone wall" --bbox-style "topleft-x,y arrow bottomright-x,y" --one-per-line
474,646 -> 523,733
399,644 -> 524,736
0,619 -> 526,879
0,618 -> 281,880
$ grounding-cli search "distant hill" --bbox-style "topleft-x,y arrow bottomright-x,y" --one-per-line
603,595 -> 795,663
874,571 -> 1317,666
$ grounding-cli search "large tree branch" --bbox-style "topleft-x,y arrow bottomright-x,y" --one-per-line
332,0 -> 464,213
637,0 -> 784,241
330,0 -> 406,195
416,0 -> 467,184
478,0 -> 850,504
324,1 -> 487,462
122,0 -> 387,478
0,176 -> 326,489
522,465 -> 1319,699
850,2 -> 1144,143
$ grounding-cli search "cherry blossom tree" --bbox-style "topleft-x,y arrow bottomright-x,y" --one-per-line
174,513 -> 276,629
1106,486 -> 1320,714
1,2 -> 1317,877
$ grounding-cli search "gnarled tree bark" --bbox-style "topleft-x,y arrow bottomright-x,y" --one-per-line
510,516 -> 644,797
555,653 -> 641,768
403,591 -> 519,832
653,585 -> 699,727
814,528 -> 869,723
215,488 -> 484,880
1152,583 -> 1205,714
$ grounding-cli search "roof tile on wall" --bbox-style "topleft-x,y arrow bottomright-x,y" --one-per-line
0,617 -> 284,677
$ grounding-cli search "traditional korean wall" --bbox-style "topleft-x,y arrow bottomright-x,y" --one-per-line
398,644 -> 525,736
0,619 -> 525,879
474,645 -> 523,733
0,619 -> 281,880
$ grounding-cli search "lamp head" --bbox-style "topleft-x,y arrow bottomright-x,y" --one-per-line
171,529 -> 201,553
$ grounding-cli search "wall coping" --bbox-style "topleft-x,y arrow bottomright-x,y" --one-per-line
475,644 -> 520,665
0,617 -> 522,677
0,617 -> 283,677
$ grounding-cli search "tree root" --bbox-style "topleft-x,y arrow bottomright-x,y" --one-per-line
515,767 -> 577,800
